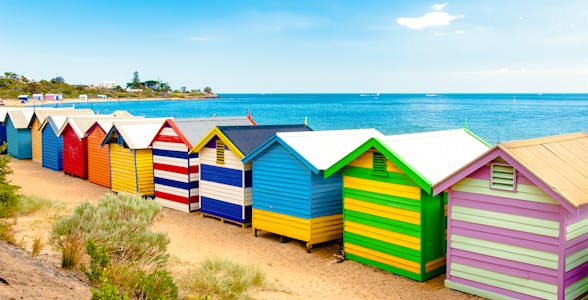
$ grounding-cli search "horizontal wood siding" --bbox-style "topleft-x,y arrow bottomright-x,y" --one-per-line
341,150 -> 440,281
198,145 -> 248,223
564,233 -> 588,299
135,149 -> 154,196
253,209 -> 341,244
41,125 -> 63,171
152,126 -> 199,211
87,127 -> 111,187
251,143 -> 311,218
6,119 -> 31,159
6,120 -> 18,158
446,161 -> 563,299
109,143 -> 137,194
31,118 -> 42,162
310,170 -> 342,218
62,126 -> 88,178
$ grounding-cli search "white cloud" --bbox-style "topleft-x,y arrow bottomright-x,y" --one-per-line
188,36 -> 208,42
455,29 -> 464,34
397,12 -> 460,29
432,3 -> 447,11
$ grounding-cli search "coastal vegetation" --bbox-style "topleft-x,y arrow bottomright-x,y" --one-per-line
0,71 -> 217,100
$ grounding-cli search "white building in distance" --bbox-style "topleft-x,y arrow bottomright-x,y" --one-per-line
97,81 -> 116,89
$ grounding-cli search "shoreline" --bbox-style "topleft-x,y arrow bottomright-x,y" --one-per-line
0,95 -> 219,107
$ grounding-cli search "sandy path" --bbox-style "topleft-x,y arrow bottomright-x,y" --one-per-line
8,159 -> 478,300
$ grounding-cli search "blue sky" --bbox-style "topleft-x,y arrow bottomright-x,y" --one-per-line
1,1 -> 587,93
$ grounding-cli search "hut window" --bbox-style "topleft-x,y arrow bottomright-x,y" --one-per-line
372,152 -> 387,176
216,140 -> 225,164
116,135 -> 124,146
490,163 -> 517,191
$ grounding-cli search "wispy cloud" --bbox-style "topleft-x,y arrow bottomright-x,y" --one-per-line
188,36 -> 208,42
396,3 -> 462,30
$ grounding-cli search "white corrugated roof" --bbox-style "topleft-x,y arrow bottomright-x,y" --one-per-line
5,110 -> 35,128
56,112 -> 136,138
111,119 -> 167,149
277,128 -> 382,171
381,129 -> 490,185
47,116 -> 69,136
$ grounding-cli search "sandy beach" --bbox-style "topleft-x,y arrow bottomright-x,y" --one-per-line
5,159 -> 478,299
0,96 -> 216,107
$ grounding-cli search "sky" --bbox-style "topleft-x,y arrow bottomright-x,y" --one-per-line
1,0 -> 588,93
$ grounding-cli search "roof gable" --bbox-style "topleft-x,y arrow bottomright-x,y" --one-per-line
102,119 -> 166,149
190,124 -> 310,158
325,129 -> 491,195
243,129 -> 382,173
433,132 -> 588,212
5,110 -> 35,128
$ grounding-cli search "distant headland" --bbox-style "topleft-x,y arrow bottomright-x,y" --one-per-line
0,71 -> 218,106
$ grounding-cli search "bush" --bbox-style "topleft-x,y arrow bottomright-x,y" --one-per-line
51,192 -> 169,269
0,144 -> 20,218
180,258 -> 265,300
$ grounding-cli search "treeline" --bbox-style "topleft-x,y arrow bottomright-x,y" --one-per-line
0,71 -> 216,99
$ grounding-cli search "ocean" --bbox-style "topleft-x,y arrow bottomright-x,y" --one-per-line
45,93 -> 588,145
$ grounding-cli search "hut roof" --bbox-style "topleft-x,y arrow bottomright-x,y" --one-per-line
102,119 -> 167,149
4,110 -> 35,128
0,107 -> 28,122
191,124 -> 311,158
159,116 -> 255,149
43,115 -> 69,136
30,107 -> 77,124
55,112 -> 135,138
433,131 -> 588,210
325,129 -> 491,194
499,132 -> 588,207
244,129 -> 382,173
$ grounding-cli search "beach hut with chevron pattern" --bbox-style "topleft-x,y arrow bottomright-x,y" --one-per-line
190,124 -> 310,227
150,116 -> 255,212
433,132 -> 588,299
101,119 -> 165,196
243,129 -> 381,252
4,109 -> 35,159
324,129 -> 490,280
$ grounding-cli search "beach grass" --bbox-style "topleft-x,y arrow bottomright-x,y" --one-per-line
180,258 -> 265,300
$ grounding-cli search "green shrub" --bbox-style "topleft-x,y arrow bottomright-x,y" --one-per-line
91,283 -> 130,300
135,269 -> 178,300
0,144 -> 20,218
16,195 -> 65,216
181,258 -> 265,300
81,239 -> 110,283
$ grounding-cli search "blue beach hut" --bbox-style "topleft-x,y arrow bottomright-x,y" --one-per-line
0,108 -> 20,152
39,115 -> 70,171
189,124 -> 311,227
4,109 -> 35,159
242,129 -> 381,252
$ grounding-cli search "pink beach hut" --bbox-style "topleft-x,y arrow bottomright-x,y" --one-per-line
433,132 -> 588,300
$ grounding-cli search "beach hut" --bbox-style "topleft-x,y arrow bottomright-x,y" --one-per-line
0,107 -> 21,151
150,116 -> 256,212
56,113 -> 134,179
432,132 -> 588,299
242,129 -> 381,252
32,94 -> 43,101
322,129 -> 491,280
190,124 -> 311,227
39,115 -> 71,171
79,94 -> 88,101
4,109 -> 35,159
44,93 -> 62,101
85,117 -> 144,188
102,119 -> 166,196
30,107 -> 81,163
18,95 -> 29,103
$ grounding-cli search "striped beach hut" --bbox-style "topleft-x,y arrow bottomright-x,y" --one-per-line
56,113 -> 134,179
190,125 -> 311,227
4,109 -> 35,159
242,129 -> 381,252
39,116 -> 70,171
150,116 -> 256,212
102,119 -> 165,196
85,117 -> 144,188
30,107 -> 81,163
323,129 -> 491,280
433,132 -> 588,299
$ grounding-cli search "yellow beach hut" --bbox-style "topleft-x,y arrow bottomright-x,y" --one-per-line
101,119 -> 165,196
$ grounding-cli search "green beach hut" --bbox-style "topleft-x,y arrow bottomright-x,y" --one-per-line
324,129 -> 490,281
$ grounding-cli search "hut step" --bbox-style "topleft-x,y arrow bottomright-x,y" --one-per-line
201,213 -> 251,228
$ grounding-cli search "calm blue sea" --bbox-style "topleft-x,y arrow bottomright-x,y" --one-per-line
44,93 -> 588,145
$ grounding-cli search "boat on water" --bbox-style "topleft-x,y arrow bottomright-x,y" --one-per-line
360,92 -> 380,97
425,93 -> 438,97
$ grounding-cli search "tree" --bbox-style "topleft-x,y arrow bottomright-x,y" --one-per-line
51,76 -> 65,83
27,82 -> 41,94
131,71 -> 141,88
203,86 -> 212,94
